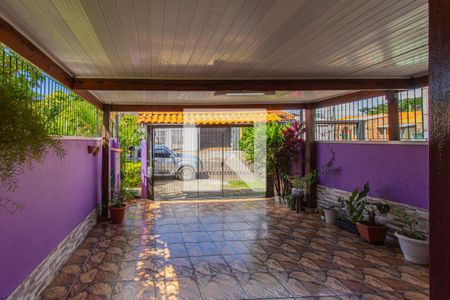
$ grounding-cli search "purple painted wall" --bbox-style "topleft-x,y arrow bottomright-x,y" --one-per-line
317,142 -> 429,209
0,138 -> 101,299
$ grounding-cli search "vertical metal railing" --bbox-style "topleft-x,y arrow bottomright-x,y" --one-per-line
1,44 -> 101,137
398,87 -> 428,141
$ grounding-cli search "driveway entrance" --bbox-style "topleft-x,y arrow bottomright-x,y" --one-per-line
147,126 -> 266,200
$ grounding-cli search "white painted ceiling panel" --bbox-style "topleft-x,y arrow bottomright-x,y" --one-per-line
92,90 -> 355,105
0,0 -> 428,105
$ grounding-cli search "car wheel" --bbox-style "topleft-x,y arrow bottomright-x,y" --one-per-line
178,166 -> 195,181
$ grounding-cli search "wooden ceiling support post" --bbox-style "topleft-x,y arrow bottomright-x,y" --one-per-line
386,91 -> 400,141
101,105 -> 111,218
305,105 -> 317,208
429,0 -> 450,298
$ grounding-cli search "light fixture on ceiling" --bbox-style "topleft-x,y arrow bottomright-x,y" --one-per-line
214,91 -> 275,96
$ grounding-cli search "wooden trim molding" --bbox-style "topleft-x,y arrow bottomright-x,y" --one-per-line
73,77 -> 427,91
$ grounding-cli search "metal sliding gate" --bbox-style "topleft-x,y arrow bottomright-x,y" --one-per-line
146,126 -> 265,200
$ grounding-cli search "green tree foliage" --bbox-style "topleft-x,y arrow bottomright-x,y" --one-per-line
122,162 -> 141,188
118,115 -> 143,151
118,114 -> 144,188
0,74 -> 63,191
0,45 -> 45,90
36,91 -> 100,137
359,97 -> 423,115
240,122 -> 290,199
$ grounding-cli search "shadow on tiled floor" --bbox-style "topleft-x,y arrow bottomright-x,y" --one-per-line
40,199 -> 429,300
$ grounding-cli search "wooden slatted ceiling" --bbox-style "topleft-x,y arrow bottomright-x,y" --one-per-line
0,0 -> 428,80
91,90 -> 356,105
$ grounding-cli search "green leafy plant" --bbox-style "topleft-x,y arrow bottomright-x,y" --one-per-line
111,184 -> 133,208
281,195 -> 297,210
393,208 -> 427,240
361,197 -> 390,226
338,182 -> 370,224
0,74 -> 64,192
122,162 -> 141,188
287,169 -> 318,189
240,122 -> 290,200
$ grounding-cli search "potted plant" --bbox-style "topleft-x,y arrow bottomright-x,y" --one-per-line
337,182 -> 369,234
288,175 -> 304,211
109,186 -> 129,224
356,197 -> 390,244
393,208 -> 429,265
323,204 -> 338,224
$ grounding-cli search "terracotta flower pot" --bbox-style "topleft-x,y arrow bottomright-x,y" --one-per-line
356,221 -> 388,244
109,205 -> 126,224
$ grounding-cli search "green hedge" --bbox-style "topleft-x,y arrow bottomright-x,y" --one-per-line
122,162 -> 141,188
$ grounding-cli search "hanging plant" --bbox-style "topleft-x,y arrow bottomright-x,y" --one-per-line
0,74 -> 64,192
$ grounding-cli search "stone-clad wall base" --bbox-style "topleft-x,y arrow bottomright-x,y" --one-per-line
7,209 -> 97,300
317,185 -> 429,241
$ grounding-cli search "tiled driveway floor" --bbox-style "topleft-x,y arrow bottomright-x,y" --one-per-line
40,199 -> 429,300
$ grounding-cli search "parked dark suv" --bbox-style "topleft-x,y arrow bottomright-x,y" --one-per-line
154,145 -> 202,180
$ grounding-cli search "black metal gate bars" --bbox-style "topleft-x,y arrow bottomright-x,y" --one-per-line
146,126 -> 266,200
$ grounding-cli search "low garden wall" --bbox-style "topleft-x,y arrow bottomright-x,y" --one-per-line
0,138 -> 102,299
316,142 -> 429,237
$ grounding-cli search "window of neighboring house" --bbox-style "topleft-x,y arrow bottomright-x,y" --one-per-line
398,87 -> 428,141
315,87 -> 429,143
315,95 -> 388,141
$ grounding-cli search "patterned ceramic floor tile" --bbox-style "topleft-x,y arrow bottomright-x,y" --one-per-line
235,272 -> 292,298
274,271 -> 336,297
154,276 -> 202,300
111,280 -> 156,300
39,199 -> 430,299
190,255 -> 231,275
196,273 -> 248,299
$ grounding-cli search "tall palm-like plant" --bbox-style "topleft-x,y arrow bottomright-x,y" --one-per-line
240,122 -> 289,200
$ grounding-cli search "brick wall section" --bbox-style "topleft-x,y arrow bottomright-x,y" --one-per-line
7,209 -> 97,300
317,185 -> 429,241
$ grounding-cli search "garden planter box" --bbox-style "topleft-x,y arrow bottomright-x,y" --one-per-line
336,219 -> 358,235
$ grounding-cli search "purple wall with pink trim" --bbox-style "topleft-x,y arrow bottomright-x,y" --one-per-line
317,142 -> 429,209
0,138 -> 101,299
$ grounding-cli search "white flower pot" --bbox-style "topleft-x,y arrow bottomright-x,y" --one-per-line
395,232 -> 429,265
324,209 -> 338,225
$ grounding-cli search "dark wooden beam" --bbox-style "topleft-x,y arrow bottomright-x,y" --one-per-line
0,17 -> 104,110
429,0 -> 450,298
73,77 -> 426,91
101,106 -> 111,218
313,91 -> 388,108
110,103 -> 307,112
74,90 -> 104,110
386,91 -> 400,141
0,17 -> 72,87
